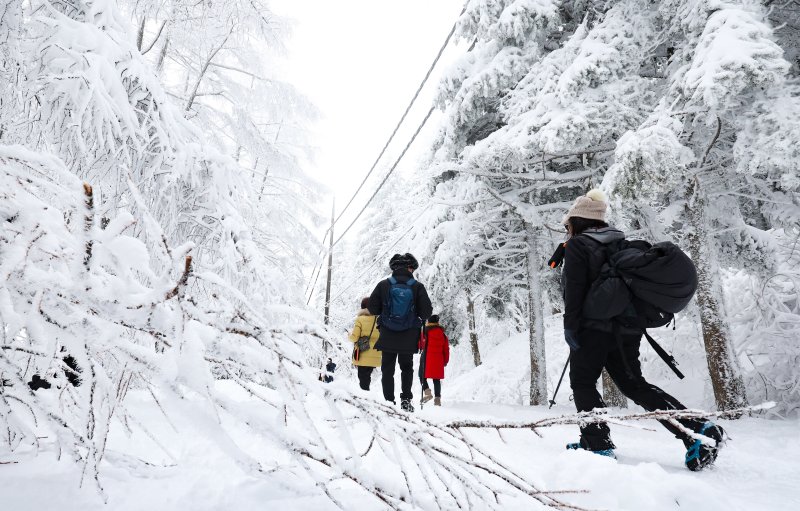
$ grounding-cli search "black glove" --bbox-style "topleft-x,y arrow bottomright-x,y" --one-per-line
564,329 -> 580,351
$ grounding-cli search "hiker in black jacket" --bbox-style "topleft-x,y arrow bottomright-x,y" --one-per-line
368,253 -> 432,412
561,189 -> 724,471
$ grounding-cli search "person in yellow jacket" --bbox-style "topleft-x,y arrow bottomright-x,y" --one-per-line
349,297 -> 382,391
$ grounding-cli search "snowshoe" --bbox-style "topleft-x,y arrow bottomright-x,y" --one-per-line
685,422 -> 725,471
566,442 -> 616,459
400,398 -> 415,413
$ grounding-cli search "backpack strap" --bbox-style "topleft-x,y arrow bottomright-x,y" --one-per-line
389,276 -> 416,286
366,316 -> 377,339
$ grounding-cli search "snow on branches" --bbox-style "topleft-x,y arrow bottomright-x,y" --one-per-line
0,147 -> 602,509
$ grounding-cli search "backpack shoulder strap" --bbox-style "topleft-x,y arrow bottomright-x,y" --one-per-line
388,276 -> 397,285
580,234 -> 627,263
407,278 -> 416,286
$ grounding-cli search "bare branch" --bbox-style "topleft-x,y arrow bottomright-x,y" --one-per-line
165,256 -> 192,300
185,26 -> 235,111
141,20 -> 168,55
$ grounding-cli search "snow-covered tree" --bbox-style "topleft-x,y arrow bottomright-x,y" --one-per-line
417,0 -> 663,405
0,2 -> 601,507
602,0 -> 797,410
407,0 -> 799,413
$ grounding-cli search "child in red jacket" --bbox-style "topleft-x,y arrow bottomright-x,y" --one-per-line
418,315 -> 449,406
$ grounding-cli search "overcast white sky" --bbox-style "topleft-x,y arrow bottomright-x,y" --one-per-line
270,0 -> 466,236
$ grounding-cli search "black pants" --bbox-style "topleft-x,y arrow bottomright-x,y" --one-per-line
381,352 -> 413,402
420,378 -> 441,397
417,359 -> 441,396
357,366 -> 374,391
569,329 -> 706,451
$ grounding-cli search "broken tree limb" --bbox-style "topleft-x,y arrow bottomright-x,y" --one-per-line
448,402 -> 775,432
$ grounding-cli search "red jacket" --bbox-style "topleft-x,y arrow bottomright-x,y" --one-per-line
420,324 -> 449,380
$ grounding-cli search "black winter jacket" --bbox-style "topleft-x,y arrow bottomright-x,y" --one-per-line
368,269 -> 433,355
562,227 -> 627,334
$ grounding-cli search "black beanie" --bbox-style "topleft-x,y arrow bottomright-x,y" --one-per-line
389,253 -> 419,271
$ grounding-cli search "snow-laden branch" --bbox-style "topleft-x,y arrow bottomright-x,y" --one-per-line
448,403 -> 776,435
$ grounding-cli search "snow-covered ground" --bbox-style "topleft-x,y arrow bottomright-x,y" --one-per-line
3,311 -> 794,511
420,403 -> 800,511
2,378 -> 798,511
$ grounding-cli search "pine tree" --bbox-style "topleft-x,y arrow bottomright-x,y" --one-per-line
410,0 -> 799,412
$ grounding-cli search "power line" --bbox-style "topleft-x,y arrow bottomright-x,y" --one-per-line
332,105 -> 435,247
305,2 -> 465,268
327,4 -> 466,233
303,104 -> 435,303
304,243 -> 328,299
304,3 -> 467,302
329,207 -> 428,305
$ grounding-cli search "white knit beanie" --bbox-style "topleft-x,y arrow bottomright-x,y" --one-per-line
562,189 -> 608,225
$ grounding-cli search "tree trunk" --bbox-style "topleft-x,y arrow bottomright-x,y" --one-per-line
156,37 -> 170,72
685,178 -> 748,410
466,288 -> 481,367
136,18 -> 146,51
602,369 -> 627,408
525,222 -> 546,405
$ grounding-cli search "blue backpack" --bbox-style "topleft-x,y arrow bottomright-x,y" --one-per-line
380,277 -> 421,331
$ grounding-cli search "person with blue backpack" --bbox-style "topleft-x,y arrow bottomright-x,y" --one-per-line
560,189 -> 725,471
368,253 -> 433,412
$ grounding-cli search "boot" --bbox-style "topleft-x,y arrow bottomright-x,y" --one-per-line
566,441 -> 616,459
421,388 -> 433,404
685,422 -> 725,471
400,398 -> 415,413
434,396 -> 441,406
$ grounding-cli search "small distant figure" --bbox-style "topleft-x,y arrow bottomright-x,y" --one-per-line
349,297 -> 381,391
322,358 -> 336,383
419,315 -> 449,407
368,253 -> 433,413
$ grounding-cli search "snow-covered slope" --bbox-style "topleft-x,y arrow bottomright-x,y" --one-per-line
2,381 -> 798,511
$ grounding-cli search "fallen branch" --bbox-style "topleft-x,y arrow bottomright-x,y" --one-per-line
448,403 -> 775,431
325,393 -> 596,510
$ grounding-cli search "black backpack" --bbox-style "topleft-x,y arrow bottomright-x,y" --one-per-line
582,238 -> 698,327
581,236 -> 698,379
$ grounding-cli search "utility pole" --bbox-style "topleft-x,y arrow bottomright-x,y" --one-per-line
323,198 -> 335,335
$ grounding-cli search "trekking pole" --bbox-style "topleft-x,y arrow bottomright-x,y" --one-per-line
549,354 -> 570,409
643,331 -> 685,379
